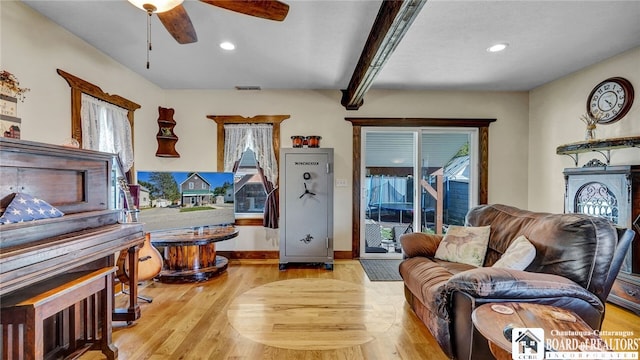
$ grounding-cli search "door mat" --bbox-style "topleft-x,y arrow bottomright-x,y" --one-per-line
359,259 -> 403,281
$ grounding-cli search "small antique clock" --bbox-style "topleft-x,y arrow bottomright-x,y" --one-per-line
586,77 -> 634,124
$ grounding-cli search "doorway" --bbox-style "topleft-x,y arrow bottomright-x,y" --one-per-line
360,128 -> 478,259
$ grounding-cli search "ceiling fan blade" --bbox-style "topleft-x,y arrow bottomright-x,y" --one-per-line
200,0 -> 289,21
157,4 -> 198,44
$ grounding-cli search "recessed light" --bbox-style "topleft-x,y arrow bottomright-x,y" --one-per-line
235,86 -> 261,91
487,43 -> 508,53
220,41 -> 236,51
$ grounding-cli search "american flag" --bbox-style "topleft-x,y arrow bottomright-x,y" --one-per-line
0,193 -> 64,225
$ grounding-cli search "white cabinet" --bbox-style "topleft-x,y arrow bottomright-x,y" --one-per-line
279,148 -> 333,270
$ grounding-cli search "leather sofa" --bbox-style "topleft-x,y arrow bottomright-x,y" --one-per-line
399,204 -> 635,360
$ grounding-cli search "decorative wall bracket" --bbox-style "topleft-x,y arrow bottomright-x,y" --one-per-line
556,135 -> 640,166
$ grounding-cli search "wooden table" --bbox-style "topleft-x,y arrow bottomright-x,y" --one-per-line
472,303 -> 610,360
150,225 -> 238,283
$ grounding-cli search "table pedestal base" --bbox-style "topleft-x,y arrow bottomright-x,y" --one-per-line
157,255 -> 228,283
150,226 -> 238,283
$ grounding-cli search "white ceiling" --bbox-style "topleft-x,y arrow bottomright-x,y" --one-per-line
21,0 -> 640,93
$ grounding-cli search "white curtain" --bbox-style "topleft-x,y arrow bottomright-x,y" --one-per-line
81,93 -> 134,171
223,124 -> 277,184
223,125 -> 250,172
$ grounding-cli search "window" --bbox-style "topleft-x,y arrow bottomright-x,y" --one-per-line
234,149 -> 267,214
58,69 -> 141,211
80,94 -> 134,172
208,115 -> 289,226
58,69 -> 140,179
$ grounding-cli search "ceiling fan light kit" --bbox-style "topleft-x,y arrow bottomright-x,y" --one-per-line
127,0 -> 289,69
129,0 -> 289,46
128,0 -> 184,13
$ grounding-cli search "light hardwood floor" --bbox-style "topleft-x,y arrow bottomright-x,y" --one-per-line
82,259 -> 640,359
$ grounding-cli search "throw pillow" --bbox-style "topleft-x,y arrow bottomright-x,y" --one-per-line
434,225 -> 491,267
492,235 -> 536,270
0,193 -> 64,225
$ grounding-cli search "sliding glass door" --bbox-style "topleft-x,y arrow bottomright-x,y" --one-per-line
361,128 -> 478,258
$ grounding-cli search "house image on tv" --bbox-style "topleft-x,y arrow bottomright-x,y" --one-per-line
152,198 -> 171,208
514,329 -> 544,359
180,173 -> 214,207
138,185 -> 151,209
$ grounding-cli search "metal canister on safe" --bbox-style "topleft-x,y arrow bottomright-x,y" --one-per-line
307,135 -> 321,148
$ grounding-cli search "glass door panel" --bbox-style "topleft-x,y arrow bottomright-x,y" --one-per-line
362,130 -> 416,258
360,128 -> 478,258
420,132 -> 473,234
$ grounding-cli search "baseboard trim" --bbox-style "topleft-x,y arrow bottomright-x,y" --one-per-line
334,251 -> 352,259
217,250 -> 353,260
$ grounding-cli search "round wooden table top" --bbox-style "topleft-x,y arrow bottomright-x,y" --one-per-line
149,225 -> 238,246
472,302 -> 609,357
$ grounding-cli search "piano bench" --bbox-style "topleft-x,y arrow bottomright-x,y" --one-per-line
1,267 -> 117,360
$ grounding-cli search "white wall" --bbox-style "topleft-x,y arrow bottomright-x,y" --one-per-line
529,47 -> 640,213
165,89 -> 529,251
0,1 -> 164,147
3,1 -> 530,253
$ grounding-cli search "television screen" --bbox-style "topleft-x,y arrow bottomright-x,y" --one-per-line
135,171 -> 235,232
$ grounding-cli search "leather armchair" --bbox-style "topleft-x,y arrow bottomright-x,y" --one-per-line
399,204 -> 635,360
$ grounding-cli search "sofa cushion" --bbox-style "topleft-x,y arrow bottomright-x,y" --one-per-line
400,232 -> 443,258
466,204 -> 617,302
399,257 -> 475,316
445,267 -> 604,311
492,235 -> 536,270
434,225 -> 490,267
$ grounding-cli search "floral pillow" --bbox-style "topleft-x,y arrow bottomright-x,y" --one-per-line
434,225 -> 491,267
492,235 -> 536,270
0,193 -> 64,225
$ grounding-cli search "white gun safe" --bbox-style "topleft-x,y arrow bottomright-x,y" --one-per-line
279,148 -> 334,270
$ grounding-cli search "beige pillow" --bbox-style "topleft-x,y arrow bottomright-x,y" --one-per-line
434,225 -> 491,267
492,235 -> 536,270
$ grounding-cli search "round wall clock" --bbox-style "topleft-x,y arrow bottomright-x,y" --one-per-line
586,77 -> 634,124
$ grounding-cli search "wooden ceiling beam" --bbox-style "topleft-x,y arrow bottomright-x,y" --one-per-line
341,0 -> 427,110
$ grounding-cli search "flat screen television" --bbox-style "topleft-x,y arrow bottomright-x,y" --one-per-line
135,171 -> 235,232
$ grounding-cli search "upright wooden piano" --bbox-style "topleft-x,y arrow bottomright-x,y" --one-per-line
0,138 -> 144,359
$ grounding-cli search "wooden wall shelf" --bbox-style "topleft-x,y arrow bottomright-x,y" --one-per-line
156,107 -> 179,158
556,135 -> 640,166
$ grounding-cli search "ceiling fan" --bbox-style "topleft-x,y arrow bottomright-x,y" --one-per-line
128,0 -> 290,44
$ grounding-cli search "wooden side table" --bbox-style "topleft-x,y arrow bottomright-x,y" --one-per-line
150,225 -> 238,283
472,303 -> 610,359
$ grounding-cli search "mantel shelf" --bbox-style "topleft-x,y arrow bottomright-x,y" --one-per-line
556,135 -> 640,166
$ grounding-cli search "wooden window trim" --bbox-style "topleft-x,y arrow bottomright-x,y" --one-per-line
345,117 -> 496,258
207,115 -> 290,226
57,69 -> 140,147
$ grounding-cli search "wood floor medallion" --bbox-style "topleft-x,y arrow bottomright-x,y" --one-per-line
227,278 -> 396,350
